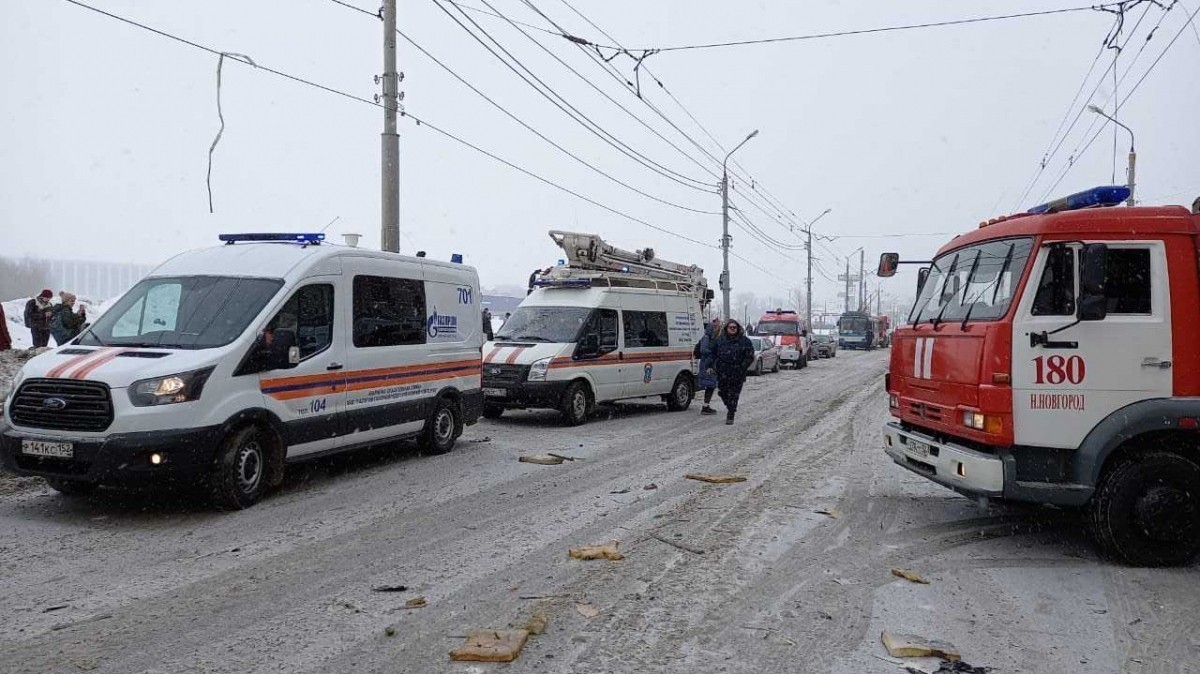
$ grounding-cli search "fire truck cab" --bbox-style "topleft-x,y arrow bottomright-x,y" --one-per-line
881,186 -> 1200,566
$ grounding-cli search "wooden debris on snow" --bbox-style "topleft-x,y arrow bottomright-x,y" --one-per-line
880,631 -> 961,660
684,473 -> 747,484
449,629 -> 530,662
568,541 -> 625,561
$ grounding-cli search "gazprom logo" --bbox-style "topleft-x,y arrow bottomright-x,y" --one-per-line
427,308 -> 458,338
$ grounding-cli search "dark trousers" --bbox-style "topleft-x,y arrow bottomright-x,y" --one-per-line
30,328 -> 50,348
703,388 -> 714,404
718,378 -> 745,415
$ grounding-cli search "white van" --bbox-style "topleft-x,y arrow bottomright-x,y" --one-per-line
481,231 -> 709,425
0,233 -> 483,508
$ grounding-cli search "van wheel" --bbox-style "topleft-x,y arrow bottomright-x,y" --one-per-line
482,403 -> 505,420
420,397 -> 460,455
210,425 -> 268,510
666,374 -> 694,411
560,381 -> 591,426
45,479 -> 96,496
1087,451 -> 1200,566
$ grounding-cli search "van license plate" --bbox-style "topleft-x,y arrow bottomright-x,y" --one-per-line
483,387 -> 507,398
22,440 -> 74,459
907,439 -> 930,458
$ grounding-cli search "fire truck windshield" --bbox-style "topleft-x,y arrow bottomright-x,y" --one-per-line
756,321 -> 800,335
909,237 -> 1033,325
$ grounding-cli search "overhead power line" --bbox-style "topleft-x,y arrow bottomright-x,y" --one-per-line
570,4 -> 1122,53
327,0 -> 719,215
61,0 -> 716,251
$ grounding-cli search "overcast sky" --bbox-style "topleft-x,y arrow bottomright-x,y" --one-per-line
2,0 -> 1197,312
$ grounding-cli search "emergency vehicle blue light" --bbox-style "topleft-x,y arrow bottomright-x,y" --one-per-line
533,278 -> 592,288
451,253 -> 463,263
1027,186 -> 1131,215
218,233 -> 325,245
557,259 -> 566,266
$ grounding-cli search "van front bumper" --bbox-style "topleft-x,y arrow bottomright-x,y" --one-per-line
0,422 -> 222,486
882,422 -> 1004,497
482,380 -> 573,408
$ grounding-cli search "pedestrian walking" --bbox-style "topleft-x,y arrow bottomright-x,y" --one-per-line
23,289 -> 55,348
713,319 -> 755,425
694,318 -> 721,415
482,307 -> 494,341
50,291 -> 87,346
0,303 -> 12,351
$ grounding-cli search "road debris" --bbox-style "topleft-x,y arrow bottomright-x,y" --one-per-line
449,629 -> 530,662
42,605 -> 69,613
685,473 -> 747,484
50,613 -> 113,631
403,596 -> 428,609
906,661 -> 991,674
523,612 -> 548,635
650,533 -> 705,555
518,594 -> 572,600
644,483 -> 658,490
467,436 -> 492,444
547,452 -> 579,462
519,455 -> 565,465
815,508 -> 842,519
891,568 -> 931,584
568,541 -> 624,561
881,631 -> 961,660
610,487 -> 632,494
385,626 -> 397,637
371,584 -> 408,593
575,602 -> 600,619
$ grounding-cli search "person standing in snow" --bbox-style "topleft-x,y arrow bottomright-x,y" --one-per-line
50,291 -> 87,346
482,307 -> 494,341
23,289 -> 55,348
0,303 -> 12,351
695,317 -> 721,415
712,319 -> 756,425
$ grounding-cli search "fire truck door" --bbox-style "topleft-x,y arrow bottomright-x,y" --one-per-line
1012,242 -> 1172,449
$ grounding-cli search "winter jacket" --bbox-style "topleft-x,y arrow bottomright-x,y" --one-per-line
24,298 -> 53,331
50,305 -> 86,345
0,304 -> 11,350
697,329 -> 718,390
713,332 -> 755,384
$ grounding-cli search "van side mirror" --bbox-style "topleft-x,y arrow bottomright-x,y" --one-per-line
916,267 -> 931,295
877,253 -> 899,278
1078,243 -> 1108,321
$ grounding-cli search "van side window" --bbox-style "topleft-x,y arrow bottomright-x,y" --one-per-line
1031,247 -> 1075,316
598,309 -> 618,349
1104,248 -> 1152,314
623,311 -> 669,348
267,284 -> 334,360
353,275 -> 427,347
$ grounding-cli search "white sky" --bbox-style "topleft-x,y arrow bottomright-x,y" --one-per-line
2,0 -> 1197,311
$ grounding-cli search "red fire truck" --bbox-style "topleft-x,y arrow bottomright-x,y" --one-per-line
756,309 -> 810,368
880,186 -> 1200,566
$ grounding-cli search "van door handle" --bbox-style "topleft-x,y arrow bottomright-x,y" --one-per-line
1141,358 -> 1172,369
326,362 -> 345,371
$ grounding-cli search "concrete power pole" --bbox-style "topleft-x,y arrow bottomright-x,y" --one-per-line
720,173 -> 731,321
380,0 -> 401,253
844,258 -> 851,314
858,249 -> 865,312
805,227 -> 813,331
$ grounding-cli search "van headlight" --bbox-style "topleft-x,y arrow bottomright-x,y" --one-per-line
527,358 -> 552,382
129,367 -> 215,406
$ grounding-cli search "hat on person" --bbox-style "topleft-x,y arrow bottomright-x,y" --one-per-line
59,291 -> 77,304
38,289 -> 53,299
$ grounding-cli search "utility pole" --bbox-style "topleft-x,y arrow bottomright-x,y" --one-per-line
380,0 -> 400,253
805,227 -> 812,330
844,258 -> 851,314
859,249 -> 865,312
720,129 -> 759,320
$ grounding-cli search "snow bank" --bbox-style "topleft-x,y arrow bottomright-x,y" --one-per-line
2,296 -> 115,351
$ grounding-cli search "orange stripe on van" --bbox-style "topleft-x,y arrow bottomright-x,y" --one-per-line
47,349 -> 107,379
484,346 -> 504,363
69,349 -> 126,380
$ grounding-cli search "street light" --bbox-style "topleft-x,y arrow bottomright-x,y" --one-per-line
803,208 -> 832,333
720,129 -> 760,320
1087,104 -> 1136,206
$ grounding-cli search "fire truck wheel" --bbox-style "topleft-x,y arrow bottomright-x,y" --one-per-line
482,404 -> 505,420
1088,451 -> 1200,567
560,381 -> 591,426
797,353 -> 808,370
666,374 -> 694,411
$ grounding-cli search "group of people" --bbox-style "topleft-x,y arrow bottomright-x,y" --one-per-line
0,289 -> 88,350
694,317 -> 756,425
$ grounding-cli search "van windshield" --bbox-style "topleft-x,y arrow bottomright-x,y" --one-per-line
496,306 -> 591,343
78,276 -> 283,349
909,237 -> 1033,325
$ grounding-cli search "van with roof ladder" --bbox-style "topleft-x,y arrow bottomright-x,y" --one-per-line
0,233 -> 483,509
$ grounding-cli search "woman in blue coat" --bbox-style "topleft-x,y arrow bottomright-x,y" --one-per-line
713,319 -> 756,424
696,318 -> 721,415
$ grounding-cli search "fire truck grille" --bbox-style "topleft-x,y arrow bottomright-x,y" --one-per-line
908,402 -> 943,423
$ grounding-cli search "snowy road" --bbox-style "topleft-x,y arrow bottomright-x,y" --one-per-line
1,350 -> 1196,673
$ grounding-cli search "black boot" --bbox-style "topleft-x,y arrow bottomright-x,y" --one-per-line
701,405 -> 717,415
725,412 -> 735,425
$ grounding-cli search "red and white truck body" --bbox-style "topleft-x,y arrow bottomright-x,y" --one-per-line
881,187 -> 1200,565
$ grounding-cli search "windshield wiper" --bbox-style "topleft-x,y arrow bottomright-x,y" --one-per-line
961,243 -> 1016,330
509,334 -> 551,342
928,253 -> 961,329
940,249 -> 982,330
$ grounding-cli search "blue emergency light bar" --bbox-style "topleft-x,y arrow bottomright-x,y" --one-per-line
533,278 -> 592,288
1027,186 -> 1131,215
219,233 -> 325,245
